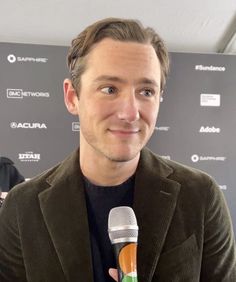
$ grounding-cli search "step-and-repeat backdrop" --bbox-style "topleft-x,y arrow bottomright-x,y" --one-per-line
0,42 -> 235,230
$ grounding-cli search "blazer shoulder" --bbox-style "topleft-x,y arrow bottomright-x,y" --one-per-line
160,155 -> 225,209
142,148 -> 220,197
7,162 -> 61,201
7,149 -> 80,203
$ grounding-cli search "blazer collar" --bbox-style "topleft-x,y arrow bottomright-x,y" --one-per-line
39,148 -> 180,282
134,148 -> 181,282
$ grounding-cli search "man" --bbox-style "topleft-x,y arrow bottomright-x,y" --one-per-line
0,18 -> 235,282
0,156 -> 24,208
0,156 -> 24,192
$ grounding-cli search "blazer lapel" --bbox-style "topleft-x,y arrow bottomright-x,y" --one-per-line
38,150 -> 93,282
133,149 -> 181,282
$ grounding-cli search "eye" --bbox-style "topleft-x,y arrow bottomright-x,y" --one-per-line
101,86 -> 117,95
140,88 -> 155,97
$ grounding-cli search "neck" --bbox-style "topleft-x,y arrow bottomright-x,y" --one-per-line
80,150 -> 140,186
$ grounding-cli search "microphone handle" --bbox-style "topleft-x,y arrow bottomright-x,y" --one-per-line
113,242 -> 138,282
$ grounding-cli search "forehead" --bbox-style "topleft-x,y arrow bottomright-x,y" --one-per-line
84,38 -> 161,81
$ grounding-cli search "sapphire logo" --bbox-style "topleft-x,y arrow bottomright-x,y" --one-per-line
191,154 -> 226,163
10,122 -> 47,129
7,54 -> 17,63
7,54 -> 48,63
191,154 -> 200,163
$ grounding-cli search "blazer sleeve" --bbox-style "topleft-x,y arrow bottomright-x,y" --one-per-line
200,178 -> 236,281
0,191 -> 27,282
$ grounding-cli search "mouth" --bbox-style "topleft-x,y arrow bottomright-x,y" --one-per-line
108,129 -> 140,136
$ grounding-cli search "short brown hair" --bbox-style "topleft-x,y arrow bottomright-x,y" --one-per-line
67,18 -> 170,94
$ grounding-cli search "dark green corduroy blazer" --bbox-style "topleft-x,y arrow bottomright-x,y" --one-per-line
0,148 -> 235,281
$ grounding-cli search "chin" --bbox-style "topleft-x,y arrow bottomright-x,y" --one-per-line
105,149 -> 140,163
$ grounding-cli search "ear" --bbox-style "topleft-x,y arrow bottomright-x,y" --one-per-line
63,79 -> 79,115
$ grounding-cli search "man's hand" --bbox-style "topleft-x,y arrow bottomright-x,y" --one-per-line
109,268 -> 118,281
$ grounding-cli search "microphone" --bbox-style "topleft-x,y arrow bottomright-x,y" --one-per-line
108,206 -> 138,282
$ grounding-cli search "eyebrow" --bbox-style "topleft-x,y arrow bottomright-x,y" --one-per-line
137,78 -> 159,88
93,75 -> 126,84
93,75 -> 159,88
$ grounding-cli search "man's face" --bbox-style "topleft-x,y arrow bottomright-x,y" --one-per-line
67,38 -> 161,162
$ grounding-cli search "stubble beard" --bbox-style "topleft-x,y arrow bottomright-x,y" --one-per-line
91,141 -> 141,163
80,125 -> 153,163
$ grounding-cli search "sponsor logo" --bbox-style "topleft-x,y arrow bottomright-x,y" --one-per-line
72,122 -> 80,131
7,54 -> 16,63
195,65 -> 226,72
200,94 -> 221,107
161,155 -> 171,160
0,192 -> 8,207
10,122 -> 47,129
7,89 -> 22,98
155,126 -> 170,131
0,192 -> 8,199
7,54 -> 48,64
18,151 -> 40,162
7,89 -> 50,99
199,126 -> 221,133
219,185 -> 227,190
191,154 -> 226,163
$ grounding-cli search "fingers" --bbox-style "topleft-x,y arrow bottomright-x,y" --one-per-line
108,268 -> 118,281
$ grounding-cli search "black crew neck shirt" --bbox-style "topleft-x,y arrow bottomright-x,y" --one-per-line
83,175 -> 135,282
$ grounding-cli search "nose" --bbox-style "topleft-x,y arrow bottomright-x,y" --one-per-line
116,92 -> 140,123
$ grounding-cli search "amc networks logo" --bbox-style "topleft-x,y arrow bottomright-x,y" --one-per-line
6,89 -> 50,99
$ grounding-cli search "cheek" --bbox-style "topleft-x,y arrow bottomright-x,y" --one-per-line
142,103 -> 159,126
79,100 -> 110,124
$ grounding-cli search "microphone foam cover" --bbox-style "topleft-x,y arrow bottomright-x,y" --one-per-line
108,206 -> 138,243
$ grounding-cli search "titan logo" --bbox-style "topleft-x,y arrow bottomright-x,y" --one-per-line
199,126 -> 221,133
10,122 -> 47,129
